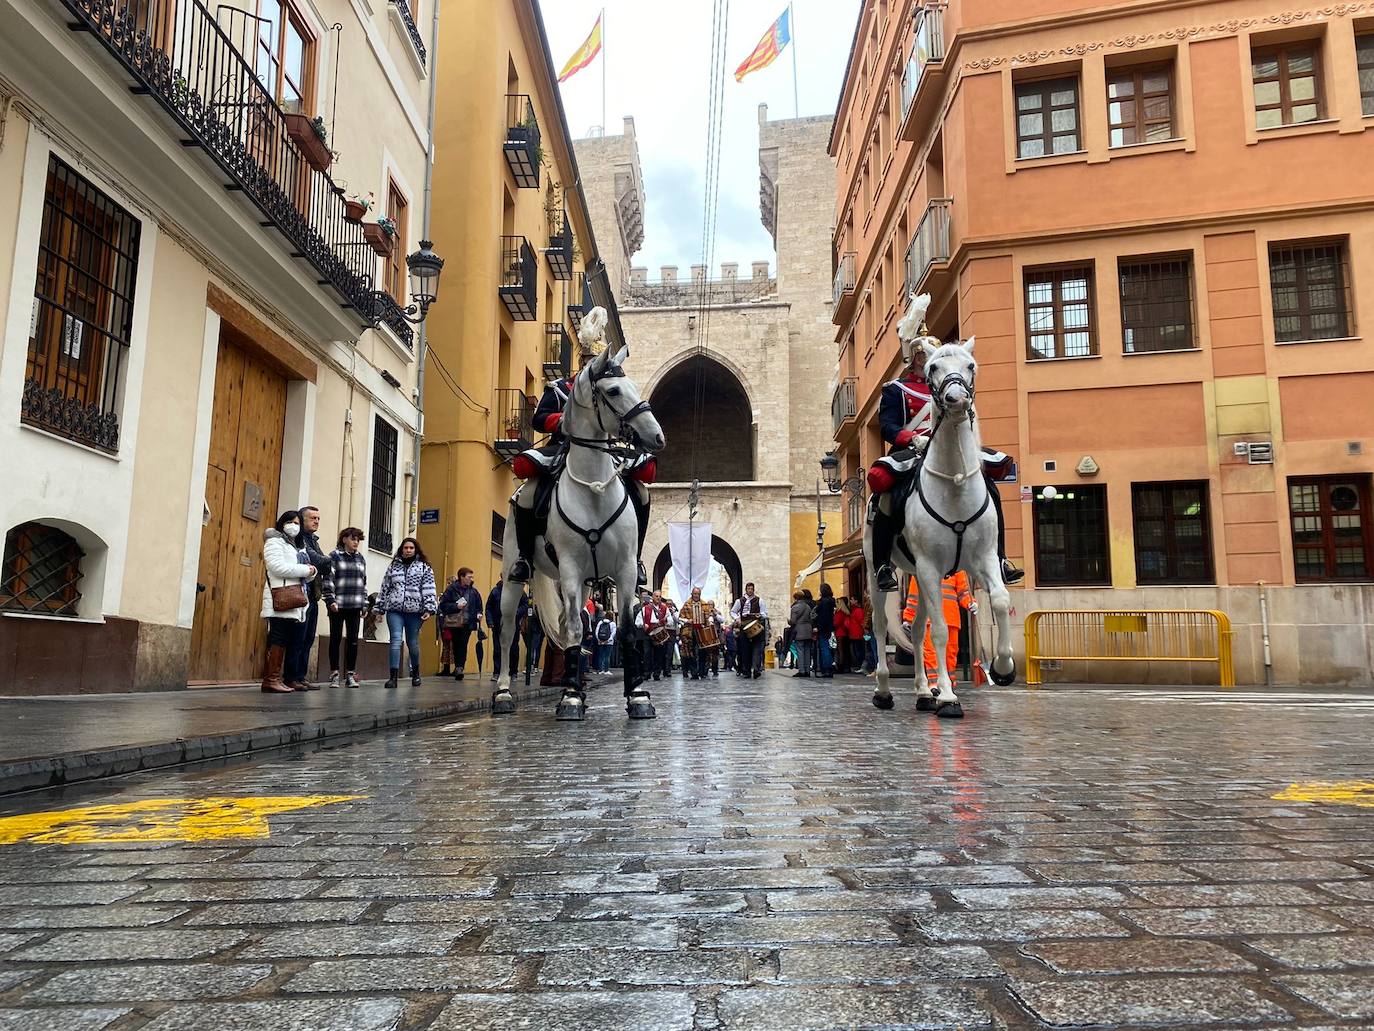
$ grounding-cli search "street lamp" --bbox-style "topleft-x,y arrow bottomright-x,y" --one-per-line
387,240 -> 445,324
820,451 -> 842,493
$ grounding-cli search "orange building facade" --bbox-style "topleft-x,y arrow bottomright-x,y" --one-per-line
829,0 -> 1374,685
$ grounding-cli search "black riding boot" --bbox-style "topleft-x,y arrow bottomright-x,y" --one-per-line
986,477 -> 1025,584
563,646 -> 583,691
621,636 -> 645,697
509,504 -> 539,583
624,476 -> 650,586
870,504 -> 900,592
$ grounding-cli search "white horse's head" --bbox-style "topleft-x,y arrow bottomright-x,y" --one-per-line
574,308 -> 665,453
921,335 -> 978,416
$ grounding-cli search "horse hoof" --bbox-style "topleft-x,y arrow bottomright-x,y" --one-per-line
990,661 -> 1016,687
555,693 -> 586,721
936,701 -> 964,719
915,695 -> 937,712
491,691 -> 516,715
872,692 -> 895,711
626,697 -> 657,719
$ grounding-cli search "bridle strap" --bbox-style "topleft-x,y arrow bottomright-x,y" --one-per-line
554,480 -> 631,586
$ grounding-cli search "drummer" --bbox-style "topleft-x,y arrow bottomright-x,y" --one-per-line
680,587 -> 715,681
635,590 -> 675,681
730,582 -> 769,680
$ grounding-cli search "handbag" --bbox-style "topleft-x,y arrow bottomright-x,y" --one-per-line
442,612 -> 464,629
270,581 -> 308,612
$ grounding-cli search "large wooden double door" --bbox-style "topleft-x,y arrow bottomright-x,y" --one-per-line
189,334 -> 288,682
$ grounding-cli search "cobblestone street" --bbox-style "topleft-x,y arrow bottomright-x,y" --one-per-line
1,673 -> 1374,1029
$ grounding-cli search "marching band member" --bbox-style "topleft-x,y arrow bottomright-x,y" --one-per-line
680,587 -> 712,681
866,294 -> 1024,592
635,590 -> 675,681
730,582 -> 769,680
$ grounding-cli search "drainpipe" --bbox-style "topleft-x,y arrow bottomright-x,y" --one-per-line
1257,580 -> 1273,687
407,0 -> 441,534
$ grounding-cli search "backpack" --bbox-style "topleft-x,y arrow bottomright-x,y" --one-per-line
596,620 -> 612,643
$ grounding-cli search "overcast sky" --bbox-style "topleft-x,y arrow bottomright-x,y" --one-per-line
544,1 -> 859,277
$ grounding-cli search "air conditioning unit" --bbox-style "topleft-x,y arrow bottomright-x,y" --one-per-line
1246,442 -> 1274,465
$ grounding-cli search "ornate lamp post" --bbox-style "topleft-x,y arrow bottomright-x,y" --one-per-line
393,239 -> 445,323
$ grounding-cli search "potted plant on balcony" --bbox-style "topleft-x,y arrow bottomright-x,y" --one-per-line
364,215 -> 397,257
284,113 -> 333,174
345,190 -> 374,223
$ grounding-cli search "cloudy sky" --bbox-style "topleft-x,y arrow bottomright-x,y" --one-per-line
543,1 -> 860,277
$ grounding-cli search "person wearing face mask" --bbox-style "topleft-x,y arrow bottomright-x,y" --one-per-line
259,510 -> 319,694
377,537 -> 438,689
321,527 -> 368,688
284,505 -> 329,690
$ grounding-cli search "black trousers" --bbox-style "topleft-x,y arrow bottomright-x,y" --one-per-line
452,626 -> 474,669
490,625 -> 521,678
327,607 -> 362,672
267,616 -> 297,647
736,634 -> 758,675
650,642 -> 670,678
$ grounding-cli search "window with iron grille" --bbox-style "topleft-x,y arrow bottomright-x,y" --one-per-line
1268,240 -> 1351,342
1025,265 -> 1096,359
0,522 -> 84,616
1119,255 -> 1195,353
1288,475 -> 1374,582
24,157 -> 141,454
1252,44 -> 1324,128
369,416 -> 399,554
1359,35 -> 1374,117
1014,76 -> 1080,158
1132,481 -> 1214,585
1107,63 -> 1175,146
1033,485 -> 1110,586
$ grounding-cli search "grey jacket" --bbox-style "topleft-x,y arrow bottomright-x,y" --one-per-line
788,600 -> 814,639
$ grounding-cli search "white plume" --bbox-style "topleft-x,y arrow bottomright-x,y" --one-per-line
896,292 -> 931,344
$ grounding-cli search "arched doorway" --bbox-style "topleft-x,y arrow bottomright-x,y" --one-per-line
648,356 -> 752,482
652,535 -> 743,604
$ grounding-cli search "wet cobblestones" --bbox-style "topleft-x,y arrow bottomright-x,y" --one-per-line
0,677 -> 1372,1028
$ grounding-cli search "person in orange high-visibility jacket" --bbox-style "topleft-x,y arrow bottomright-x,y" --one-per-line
901,573 -> 976,684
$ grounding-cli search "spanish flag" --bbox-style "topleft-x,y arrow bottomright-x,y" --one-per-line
558,13 -> 603,83
734,7 -> 791,82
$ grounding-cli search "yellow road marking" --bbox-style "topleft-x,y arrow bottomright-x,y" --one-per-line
1273,781 -> 1374,808
0,795 -> 363,845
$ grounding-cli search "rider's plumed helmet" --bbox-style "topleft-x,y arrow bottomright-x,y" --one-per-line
896,292 -> 940,373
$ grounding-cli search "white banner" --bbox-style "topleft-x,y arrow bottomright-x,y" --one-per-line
668,521 -> 712,603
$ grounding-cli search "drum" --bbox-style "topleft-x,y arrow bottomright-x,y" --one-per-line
696,621 -> 721,651
741,618 -> 764,639
678,625 -> 696,659
649,626 -> 670,646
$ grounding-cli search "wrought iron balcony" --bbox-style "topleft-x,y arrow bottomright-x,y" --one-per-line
832,252 -> 857,318
901,6 -> 946,121
59,0 -> 377,319
504,94 -> 541,189
543,323 -> 571,379
831,377 -> 858,438
368,291 -> 415,349
566,270 -> 586,331
546,212 -> 573,281
493,388 -> 534,459
905,198 -> 952,297
390,0 -> 426,67
499,236 -> 537,320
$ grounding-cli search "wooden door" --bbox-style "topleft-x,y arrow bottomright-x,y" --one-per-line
188,338 -> 288,681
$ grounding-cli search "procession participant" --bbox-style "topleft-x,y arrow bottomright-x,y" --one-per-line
635,589 -> 675,680
866,295 -> 1023,592
628,588 -> 653,679
730,582 -> 769,680
902,572 -> 976,687
701,600 -> 723,678
680,587 -> 712,680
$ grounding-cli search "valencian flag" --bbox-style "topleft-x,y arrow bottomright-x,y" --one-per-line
558,12 -> 603,82
735,7 -> 791,82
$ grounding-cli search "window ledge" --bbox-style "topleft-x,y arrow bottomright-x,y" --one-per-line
1295,580 -> 1374,587
377,321 -> 417,363
1,610 -> 105,625
1107,137 -> 1189,159
1031,583 -> 1113,590
1250,118 -> 1339,143
1013,149 -> 1089,171
387,1 -> 428,78
1275,335 -> 1361,346
1026,353 -> 1103,363
1122,346 -> 1201,356
20,423 -> 121,462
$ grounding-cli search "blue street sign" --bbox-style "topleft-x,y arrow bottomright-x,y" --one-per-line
419,509 -> 440,524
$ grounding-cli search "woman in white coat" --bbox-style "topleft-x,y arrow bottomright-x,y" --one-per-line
260,510 -> 318,693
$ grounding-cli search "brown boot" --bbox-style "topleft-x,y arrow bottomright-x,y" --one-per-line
261,645 -> 294,693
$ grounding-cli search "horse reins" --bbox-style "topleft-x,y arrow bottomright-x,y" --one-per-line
916,361 -> 991,578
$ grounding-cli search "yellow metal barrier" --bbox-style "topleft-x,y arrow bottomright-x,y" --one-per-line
1024,609 -> 1234,687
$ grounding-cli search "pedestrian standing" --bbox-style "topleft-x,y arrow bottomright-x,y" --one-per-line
814,583 -> 836,678
377,537 -> 437,689
259,511 -> 318,694
485,580 -> 527,682
437,574 -> 459,675
284,504 -> 328,690
788,591 -> 815,678
438,568 -> 482,680
594,612 -> 616,672
862,591 -> 879,673
847,595 -> 867,674
322,527 -> 367,688
834,596 -> 853,673
524,600 -> 544,682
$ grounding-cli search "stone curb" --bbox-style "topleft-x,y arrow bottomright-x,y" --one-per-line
0,680 -> 580,797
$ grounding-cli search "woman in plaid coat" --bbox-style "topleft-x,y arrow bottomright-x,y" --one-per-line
321,527 -> 369,688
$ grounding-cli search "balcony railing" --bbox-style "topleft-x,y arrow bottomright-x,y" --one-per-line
831,377 -> 858,438
832,252 -> 857,312
905,198 -> 952,297
493,388 -> 534,459
368,291 -> 414,349
543,323 -> 571,379
901,6 -> 946,120
390,0 -> 426,66
566,270 -> 586,331
504,94 -> 541,189
499,236 -> 537,320
60,0 -> 377,318
546,212 -> 573,281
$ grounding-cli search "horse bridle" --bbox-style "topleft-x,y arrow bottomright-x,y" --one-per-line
566,362 -> 654,454
917,352 -> 989,578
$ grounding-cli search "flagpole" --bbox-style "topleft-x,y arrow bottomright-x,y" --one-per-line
600,7 -> 606,134
789,2 -> 799,118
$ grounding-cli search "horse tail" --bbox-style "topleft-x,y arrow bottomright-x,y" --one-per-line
532,568 -> 577,650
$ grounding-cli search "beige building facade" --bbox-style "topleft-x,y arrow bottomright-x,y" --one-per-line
0,0 -> 434,691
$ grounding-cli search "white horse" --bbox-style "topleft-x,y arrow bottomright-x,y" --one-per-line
865,324 -> 1016,718
492,307 -> 664,721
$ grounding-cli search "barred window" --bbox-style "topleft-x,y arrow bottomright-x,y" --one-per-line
1026,266 -> 1095,359
25,157 -> 141,454
1119,256 -> 1195,353
1132,482 -> 1214,585
1289,476 -> 1373,582
1,522 -> 84,617
369,416 -> 399,554
1033,485 -> 1110,586
1252,45 -> 1324,128
1107,64 -> 1175,146
1358,35 -> 1374,117
1269,240 -> 1351,342
1015,76 -> 1080,158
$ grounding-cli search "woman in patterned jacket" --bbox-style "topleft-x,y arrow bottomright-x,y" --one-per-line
377,537 -> 438,689
321,527 -> 368,689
